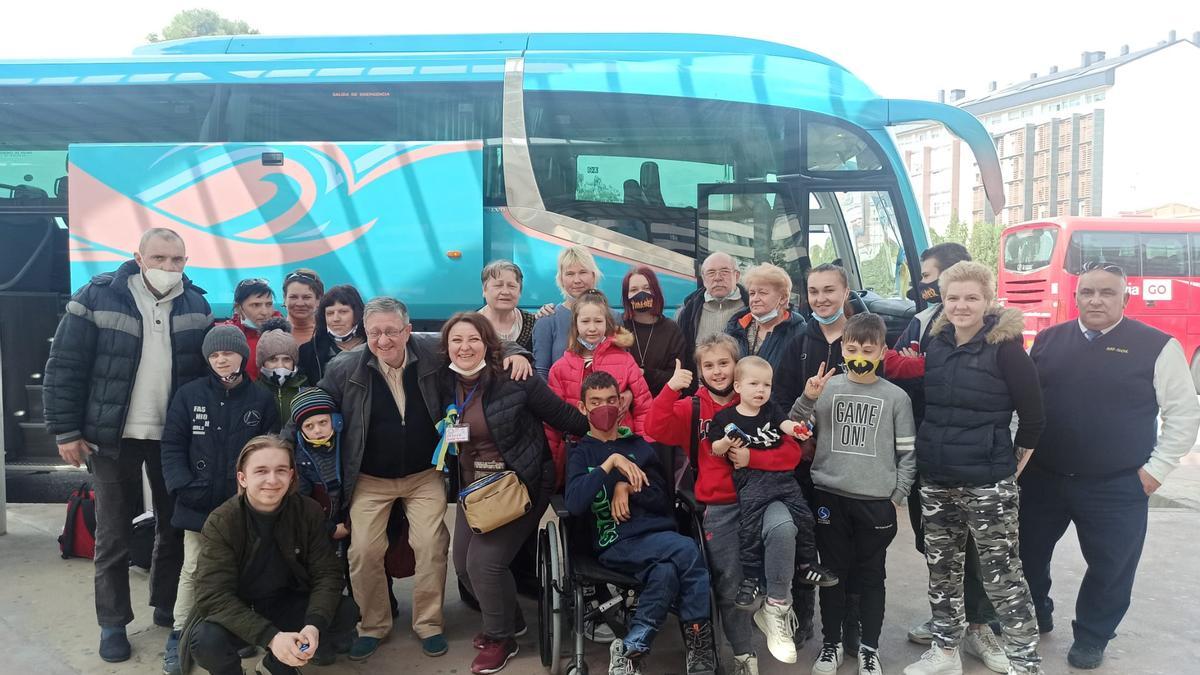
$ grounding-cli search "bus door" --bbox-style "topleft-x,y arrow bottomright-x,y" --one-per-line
0,184 -> 69,464
695,182 -> 806,304
696,182 -> 918,343
68,141 -> 486,323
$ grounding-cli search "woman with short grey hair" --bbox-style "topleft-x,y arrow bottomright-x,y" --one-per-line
478,260 -> 537,352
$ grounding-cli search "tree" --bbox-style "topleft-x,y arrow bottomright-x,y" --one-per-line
147,9 -> 258,43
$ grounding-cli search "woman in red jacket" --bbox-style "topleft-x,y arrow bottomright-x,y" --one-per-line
646,333 -> 800,675
545,289 -> 652,485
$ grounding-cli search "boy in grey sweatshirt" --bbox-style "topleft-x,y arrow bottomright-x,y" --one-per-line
789,314 -> 916,674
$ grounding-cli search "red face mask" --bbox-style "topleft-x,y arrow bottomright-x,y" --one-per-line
587,404 -> 622,432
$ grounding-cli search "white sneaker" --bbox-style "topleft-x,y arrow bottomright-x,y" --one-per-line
858,646 -> 883,675
963,627 -> 1009,673
730,653 -> 759,675
907,619 -> 934,645
812,642 -> 844,674
902,646 -> 962,675
753,601 -> 799,664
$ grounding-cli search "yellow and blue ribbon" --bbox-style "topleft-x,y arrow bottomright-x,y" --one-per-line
432,404 -> 460,471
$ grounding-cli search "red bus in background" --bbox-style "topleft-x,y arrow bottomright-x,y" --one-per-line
998,217 -> 1200,366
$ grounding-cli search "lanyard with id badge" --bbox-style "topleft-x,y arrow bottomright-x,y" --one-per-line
432,381 -> 480,470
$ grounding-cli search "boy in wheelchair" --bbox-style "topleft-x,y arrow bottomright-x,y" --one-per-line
565,371 -> 717,675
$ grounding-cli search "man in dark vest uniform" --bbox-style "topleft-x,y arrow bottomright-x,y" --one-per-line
1021,261 -> 1200,670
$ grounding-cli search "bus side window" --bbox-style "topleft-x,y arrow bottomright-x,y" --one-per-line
1141,232 -> 1189,277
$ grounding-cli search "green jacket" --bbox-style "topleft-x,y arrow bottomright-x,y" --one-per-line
255,371 -> 309,433
193,492 -> 343,646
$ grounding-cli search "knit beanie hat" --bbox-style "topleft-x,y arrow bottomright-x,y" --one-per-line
202,324 -> 250,364
256,329 -> 299,370
291,386 -> 337,427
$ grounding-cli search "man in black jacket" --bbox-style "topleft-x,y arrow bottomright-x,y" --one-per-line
307,296 -> 532,662
676,251 -> 748,374
43,227 -> 212,663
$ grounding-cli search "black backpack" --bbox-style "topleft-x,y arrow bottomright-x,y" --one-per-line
58,482 -> 97,559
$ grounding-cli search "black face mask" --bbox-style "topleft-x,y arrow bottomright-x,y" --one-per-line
703,379 -> 735,397
917,279 -> 941,304
629,290 -> 656,313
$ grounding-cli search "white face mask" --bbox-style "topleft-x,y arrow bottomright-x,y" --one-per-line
143,268 -> 182,295
449,361 -> 488,377
328,325 -> 358,343
752,308 -> 780,324
266,367 -> 296,386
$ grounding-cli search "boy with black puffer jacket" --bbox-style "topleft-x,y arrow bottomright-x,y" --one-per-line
159,325 -> 279,675
565,371 -> 716,675
254,317 -> 308,432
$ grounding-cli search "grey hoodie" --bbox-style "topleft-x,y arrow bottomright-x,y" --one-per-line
790,374 -> 917,503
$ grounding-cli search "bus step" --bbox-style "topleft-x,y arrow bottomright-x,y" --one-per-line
23,383 -> 43,421
18,421 -> 58,459
3,458 -> 81,473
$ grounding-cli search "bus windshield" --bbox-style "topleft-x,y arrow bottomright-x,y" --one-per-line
1003,226 -> 1057,272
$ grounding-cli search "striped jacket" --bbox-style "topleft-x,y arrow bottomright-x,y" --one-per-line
43,260 -> 212,450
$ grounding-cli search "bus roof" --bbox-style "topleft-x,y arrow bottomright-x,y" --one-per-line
1004,216 -> 1200,234
132,33 -> 843,65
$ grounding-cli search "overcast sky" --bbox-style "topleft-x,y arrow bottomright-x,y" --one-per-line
0,0 -> 1196,100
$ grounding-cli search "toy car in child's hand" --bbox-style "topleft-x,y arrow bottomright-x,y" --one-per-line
794,421 -> 812,436
724,423 -> 752,445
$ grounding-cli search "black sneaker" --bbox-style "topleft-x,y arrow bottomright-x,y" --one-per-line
1067,641 -> 1105,670
797,563 -> 839,587
681,621 -> 717,675
734,577 -> 761,610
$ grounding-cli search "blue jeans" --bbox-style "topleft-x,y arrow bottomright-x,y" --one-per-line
598,529 -> 710,654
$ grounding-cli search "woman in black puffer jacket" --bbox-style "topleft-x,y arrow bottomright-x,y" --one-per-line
435,312 -> 588,674
908,261 -> 1046,675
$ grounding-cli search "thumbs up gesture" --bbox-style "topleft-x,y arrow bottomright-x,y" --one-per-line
667,359 -> 694,392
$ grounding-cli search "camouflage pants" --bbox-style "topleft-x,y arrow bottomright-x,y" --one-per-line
921,479 -> 1040,673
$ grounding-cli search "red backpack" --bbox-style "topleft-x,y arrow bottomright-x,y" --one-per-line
59,482 -> 97,559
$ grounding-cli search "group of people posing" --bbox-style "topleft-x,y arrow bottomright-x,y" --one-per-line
43,226 -> 1200,675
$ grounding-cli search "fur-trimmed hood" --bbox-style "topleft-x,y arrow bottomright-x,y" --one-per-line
610,326 -> 635,349
931,306 -> 1025,345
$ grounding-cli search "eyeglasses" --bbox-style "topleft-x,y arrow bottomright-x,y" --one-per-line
1082,260 -> 1125,276
702,267 -> 736,280
367,327 -> 407,341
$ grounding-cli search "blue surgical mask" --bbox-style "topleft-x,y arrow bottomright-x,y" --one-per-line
577,336 -> 601,351
704,288 -> 741,303
813,305 -> 845,325
752,308 -> 780,324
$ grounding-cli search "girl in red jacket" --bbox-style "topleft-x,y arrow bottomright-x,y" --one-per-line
546,289 -> 652,484
645,333 -> 801,674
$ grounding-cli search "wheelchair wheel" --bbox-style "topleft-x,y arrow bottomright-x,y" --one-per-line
538,521 -> 565,674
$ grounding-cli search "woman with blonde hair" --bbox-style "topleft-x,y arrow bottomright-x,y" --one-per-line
903,261 -> 1045,675
725,262 -> 804,366
532,245 -> 604,377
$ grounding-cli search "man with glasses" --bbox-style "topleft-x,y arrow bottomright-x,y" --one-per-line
1020,261 -> 1200,670
677,252 -> 749,374
43,227 -> 212,663
303,297 -> 533,663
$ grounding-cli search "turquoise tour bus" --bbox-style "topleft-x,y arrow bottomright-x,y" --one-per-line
0,33 -> 1004,462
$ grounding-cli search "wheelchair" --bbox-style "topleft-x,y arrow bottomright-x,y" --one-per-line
537,443 -> 720,675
